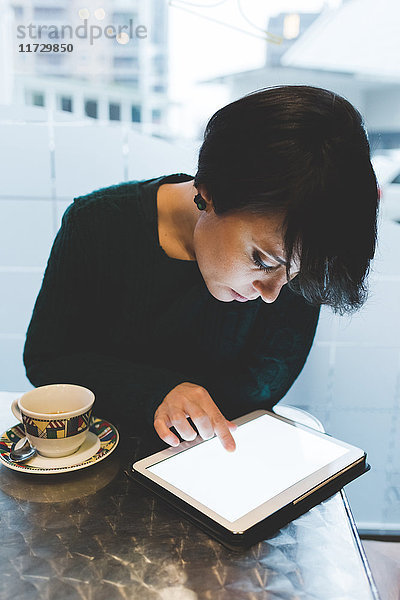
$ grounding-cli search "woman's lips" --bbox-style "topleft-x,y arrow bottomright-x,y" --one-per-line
230,289 -> 249,302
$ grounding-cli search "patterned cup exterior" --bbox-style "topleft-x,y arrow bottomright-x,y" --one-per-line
21,408 -> 92,440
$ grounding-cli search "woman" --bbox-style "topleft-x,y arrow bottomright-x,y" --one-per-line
23,85 -> 379,452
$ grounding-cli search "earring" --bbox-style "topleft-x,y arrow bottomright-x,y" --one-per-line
194,193 -> 206,211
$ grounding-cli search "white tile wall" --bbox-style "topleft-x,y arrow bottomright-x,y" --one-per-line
0,337 -> 34,392
344,468 -> 386,525
335,280 -> 400,345
281,218 -> 400,531
0,199 -> 54,267
328,409 -> 393,469
0,271 -> 44,335
283,343 -> 332,413
0,124 -> 52,198
127,129 -> 199,181
332,346 -> 398,409
54,124 -> 126,199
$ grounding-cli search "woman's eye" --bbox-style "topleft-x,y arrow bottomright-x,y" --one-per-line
252,251 -> 275,273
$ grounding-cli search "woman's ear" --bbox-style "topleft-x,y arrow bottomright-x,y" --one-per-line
196,184 -> 214,212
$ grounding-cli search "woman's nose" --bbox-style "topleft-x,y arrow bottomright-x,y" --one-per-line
252,272 -> 288,303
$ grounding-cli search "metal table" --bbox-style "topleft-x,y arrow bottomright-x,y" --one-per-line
0,392 -> 379,599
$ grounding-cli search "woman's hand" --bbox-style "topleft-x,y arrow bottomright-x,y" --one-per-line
154,382 -> 237,452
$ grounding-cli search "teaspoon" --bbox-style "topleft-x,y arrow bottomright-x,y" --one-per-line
9,437 -> 37,463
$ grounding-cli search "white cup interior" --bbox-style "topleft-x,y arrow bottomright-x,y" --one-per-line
19,384 -> 94,416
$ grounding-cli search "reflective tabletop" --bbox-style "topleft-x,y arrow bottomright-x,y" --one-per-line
0,393 -> 379,599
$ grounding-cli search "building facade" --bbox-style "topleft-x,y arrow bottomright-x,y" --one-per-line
1,0 -> 169,136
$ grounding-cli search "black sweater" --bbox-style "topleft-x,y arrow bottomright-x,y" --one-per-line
23,173 -> 320,430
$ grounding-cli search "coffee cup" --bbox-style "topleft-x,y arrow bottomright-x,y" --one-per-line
11,384 -> 95,458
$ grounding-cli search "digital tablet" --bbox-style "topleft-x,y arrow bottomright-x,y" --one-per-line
129,409 -> 370,549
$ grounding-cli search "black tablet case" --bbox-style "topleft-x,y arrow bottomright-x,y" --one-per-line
126,454 -> 370,550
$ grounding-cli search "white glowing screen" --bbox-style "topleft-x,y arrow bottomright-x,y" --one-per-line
148,414 -> 348,523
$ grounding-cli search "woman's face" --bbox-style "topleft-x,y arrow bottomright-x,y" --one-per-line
193,194 -> 300,303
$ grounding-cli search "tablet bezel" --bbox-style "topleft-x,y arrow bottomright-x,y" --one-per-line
132,409 -> 366,534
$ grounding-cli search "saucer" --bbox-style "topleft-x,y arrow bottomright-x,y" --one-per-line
0,416 -> 119,474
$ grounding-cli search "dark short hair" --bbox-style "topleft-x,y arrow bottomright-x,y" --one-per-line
193,85 -> 379,315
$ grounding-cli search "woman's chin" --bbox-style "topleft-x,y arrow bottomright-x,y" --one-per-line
205,284 -> 235,302
217,288 -> 240,302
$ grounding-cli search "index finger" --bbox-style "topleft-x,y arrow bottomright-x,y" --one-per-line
153,414 -> 180,447
211,413 -> 236,452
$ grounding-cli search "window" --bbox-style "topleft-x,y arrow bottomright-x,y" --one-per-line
27,91 -> 45,107
84,100 -> 98,119
37,53 -> 63,65
113,56 -> 138,69
33,7 -> 65,20
114,76 -> 139,87
60,96 -> 73,112
112,11 -> 137,23
109,103 -> 121,121
153,54 -> 167,75
13,5 -> 23,19
131,105 -> 141,122
152,84 -> 166,93
152,108 -> 162,124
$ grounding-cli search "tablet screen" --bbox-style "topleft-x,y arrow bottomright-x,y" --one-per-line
147,413 -> 348,522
